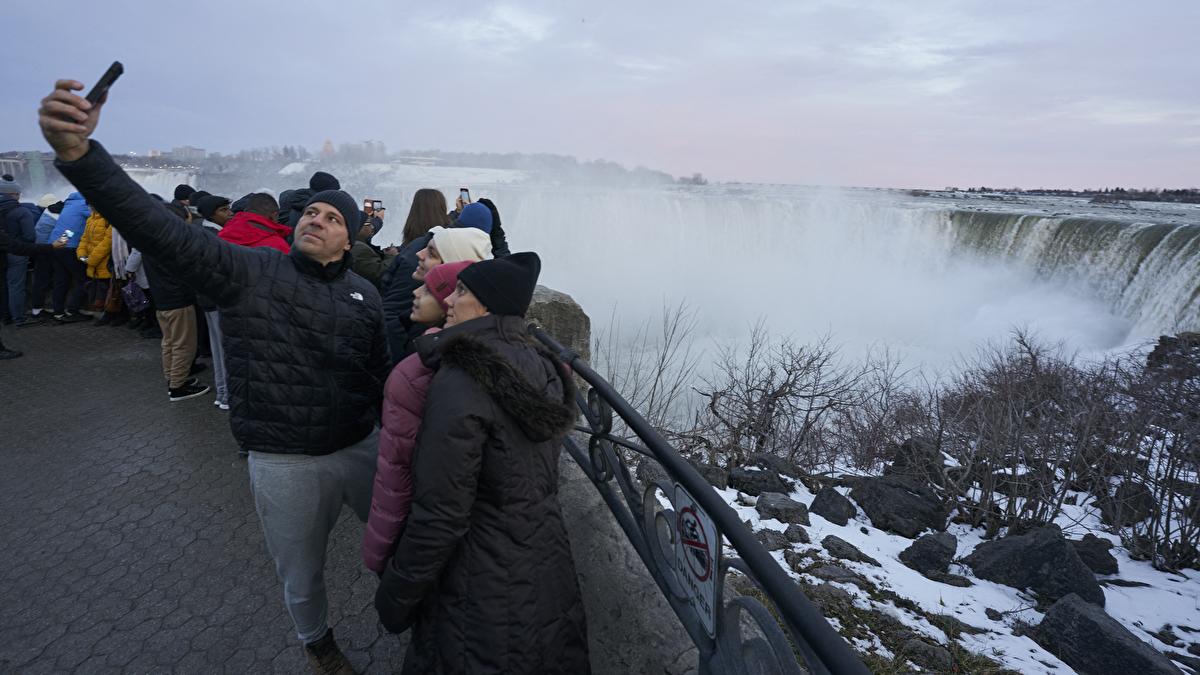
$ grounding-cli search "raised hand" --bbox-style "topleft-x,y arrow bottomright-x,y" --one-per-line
38,79 -> 104,162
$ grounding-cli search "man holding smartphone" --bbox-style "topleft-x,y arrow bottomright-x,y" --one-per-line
39,77 -> 387,674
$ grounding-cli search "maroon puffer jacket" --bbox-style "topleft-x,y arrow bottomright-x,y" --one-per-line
362,338 -> 437,573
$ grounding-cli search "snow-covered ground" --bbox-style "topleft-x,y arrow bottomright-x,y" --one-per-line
718,480 -> 1200,673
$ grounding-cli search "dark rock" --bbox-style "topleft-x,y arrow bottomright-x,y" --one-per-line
783,549 -> 817,572
899,532 -> 958,575
985,608 -> 1003,621
1152,626 -> 1183,647
821,535 -> 881,566
689,461 -> 729,489
784,524 -> 810,544
859,526 -> 869,535
1100,481 -> 1157,526
1064,493 -> 1078,506
755,492 -> 810,525
964,525 -> 1104,606
635,459 -> 669,490
745,453 -> 805,480
1190,642 -> 1200,656
902,639 -> 954,672
805,582 -> 853,612
849,476 -> 947,538
1100,578 -> 1152,588
1034,594 -> 1184,675
1170,654 -> 1200,673
809,486 -> 857,526
884,437 -> 944,480
809,564 -> 873,591
755,529 -> 789,552
696,458 -> 720,485
991,471 -> 1033,497
1071,534 -> 1119,575
930,613 -> 986,636
1146,332 -> 1200,375
729,466 -> 790,496
928,572 -> 973,587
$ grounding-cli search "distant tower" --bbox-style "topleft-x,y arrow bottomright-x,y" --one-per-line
321,140 -> 336,159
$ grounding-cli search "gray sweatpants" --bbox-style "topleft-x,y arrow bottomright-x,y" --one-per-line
204,310 -> 228,404
248,428 -> 379,644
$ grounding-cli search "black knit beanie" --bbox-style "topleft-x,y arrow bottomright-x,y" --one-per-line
196,195 -> 231,220
303,190 -> 359,240
309,171 -> 341,192
174,184 -> 196,201
458,251 -> 541,317
189,190 -> 211,206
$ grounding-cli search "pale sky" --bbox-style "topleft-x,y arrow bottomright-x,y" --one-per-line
3,0 -> 1196,189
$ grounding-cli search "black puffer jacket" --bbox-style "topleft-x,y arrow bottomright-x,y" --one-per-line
141,227 -> 200,311
375,314 -> 589,674
379,233 -> 431,365
57,142 -> 388,455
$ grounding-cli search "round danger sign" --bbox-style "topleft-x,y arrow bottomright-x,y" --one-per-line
678,507 -> 712,581
673,483 -> 720,637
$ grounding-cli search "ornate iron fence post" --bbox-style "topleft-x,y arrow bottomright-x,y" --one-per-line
533,327 -> 869,675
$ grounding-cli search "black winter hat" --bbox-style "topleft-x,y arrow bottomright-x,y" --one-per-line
174,184 -> 196,201
303,190 -> 359,240
196,195 -> 231,220
309,171 -> 341,191
189,190 -> 211,206
458,251 -> 541,317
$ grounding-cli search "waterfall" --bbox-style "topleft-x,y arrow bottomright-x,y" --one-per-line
125,168 -> 198,201
946,211 -> 1200,335
114,166 -> 1200,368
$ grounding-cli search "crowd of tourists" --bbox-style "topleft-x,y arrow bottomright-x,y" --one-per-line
22,78 -> 590,674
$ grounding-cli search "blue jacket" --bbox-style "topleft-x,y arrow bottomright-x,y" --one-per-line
49,192 -> 90,248
34,211 -> 58,244
0,194 -> 37,244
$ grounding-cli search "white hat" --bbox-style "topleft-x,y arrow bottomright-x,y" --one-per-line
431,227 -> 493,263
37,193 -> 58,208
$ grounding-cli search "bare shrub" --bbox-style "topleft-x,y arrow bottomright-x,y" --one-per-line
592,303 -> 1200,569
591,301 -> 703,433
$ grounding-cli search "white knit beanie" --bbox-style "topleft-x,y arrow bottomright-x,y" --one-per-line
432,226 -> 493,263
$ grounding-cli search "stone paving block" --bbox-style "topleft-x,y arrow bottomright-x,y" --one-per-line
0,324 -> 398,671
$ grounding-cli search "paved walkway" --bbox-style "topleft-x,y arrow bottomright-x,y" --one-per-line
0,320 -> 407,673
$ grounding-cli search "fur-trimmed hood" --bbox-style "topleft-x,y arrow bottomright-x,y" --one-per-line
429,315 -> 577,443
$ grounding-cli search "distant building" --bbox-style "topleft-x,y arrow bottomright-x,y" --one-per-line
170,146 -> 207,161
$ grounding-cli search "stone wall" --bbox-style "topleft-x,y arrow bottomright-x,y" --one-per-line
529,287 -> 697,675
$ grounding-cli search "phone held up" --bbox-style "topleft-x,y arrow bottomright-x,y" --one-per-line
86,61 -> 124,105
459,188 -> 471,204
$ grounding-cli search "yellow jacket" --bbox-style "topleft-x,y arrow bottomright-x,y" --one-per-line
76,212 -> 113,279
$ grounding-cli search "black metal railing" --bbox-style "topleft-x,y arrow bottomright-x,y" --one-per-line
533,328 -> 869,675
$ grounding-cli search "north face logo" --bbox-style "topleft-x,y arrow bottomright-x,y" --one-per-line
350,292 -> 364,302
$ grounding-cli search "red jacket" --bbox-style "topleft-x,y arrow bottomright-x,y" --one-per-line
362,331 -> 438,573
217,212 -> 291,253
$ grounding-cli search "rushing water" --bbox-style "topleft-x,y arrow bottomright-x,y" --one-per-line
111,166 -> 1200,372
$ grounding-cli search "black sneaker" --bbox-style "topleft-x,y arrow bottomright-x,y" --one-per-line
168,383 -> 211,402
54,312 -> 91,324
167,377 -> 201,394
0,348 -> 23,360
303,628 -> 355,675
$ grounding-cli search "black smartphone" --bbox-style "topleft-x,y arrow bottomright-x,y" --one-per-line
372,200 -> 383,211
86,61 -> 124,105
459,188 -> 470,204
